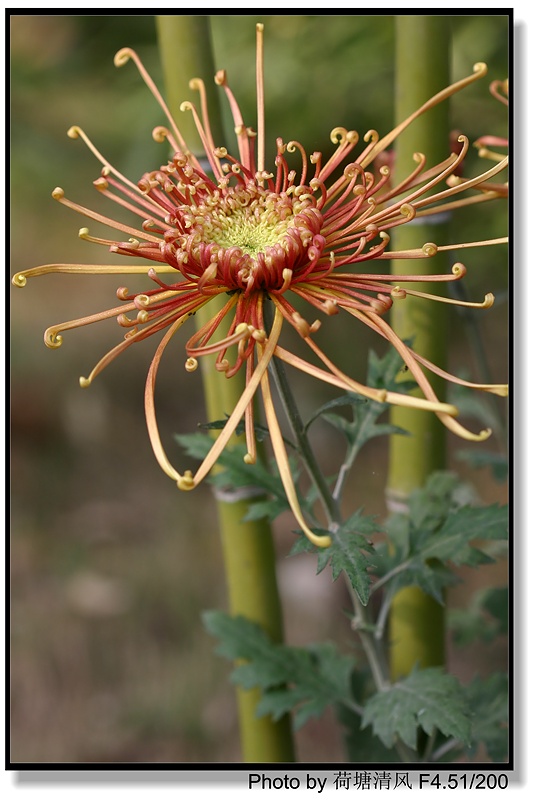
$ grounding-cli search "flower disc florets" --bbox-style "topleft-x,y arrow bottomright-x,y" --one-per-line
140,162 -> 325,294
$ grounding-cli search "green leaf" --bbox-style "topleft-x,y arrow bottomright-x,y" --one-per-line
198,417 -> 272,443
408,471 -> 461,531
176,433 -> 286,500
203,612 -> 356,729
203,611 -> 290,687
362,668 -> 471,750
464,674 -> 508,762
423,504 -> 508,564
482,586 -> 508,634
304,394 -> 366,432
241,496 -> 289,523
292,510 -> 379,605
174,431 -> 215,461
374,473 -> 508,603
175,432 -> 305,522
304,346 -> 410,453
257,643 -> 356,729
449,586 -> 508,646
366,345 -> 416,393
337,703 -> 403,763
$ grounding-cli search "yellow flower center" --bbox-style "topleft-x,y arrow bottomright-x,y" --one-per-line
173,184 -> 324,291
206,205 -> 296,257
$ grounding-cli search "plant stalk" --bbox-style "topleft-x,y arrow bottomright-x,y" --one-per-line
264,307 -> 391,708
156,14 -> 294,762
387,15 -> 451,679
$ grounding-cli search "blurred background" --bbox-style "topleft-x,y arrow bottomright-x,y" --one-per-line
10,14 -> 508,763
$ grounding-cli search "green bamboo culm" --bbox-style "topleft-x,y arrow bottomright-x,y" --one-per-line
155,15 -> 295,762
387,16 -> 451,679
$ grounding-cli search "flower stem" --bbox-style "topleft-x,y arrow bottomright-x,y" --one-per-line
387,15 -> 451,680
155,15 -> 294,763
264,306 -> 340,527
264,307 -> 391,722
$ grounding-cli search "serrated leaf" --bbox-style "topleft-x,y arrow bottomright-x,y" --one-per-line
257,643 -> 356,729
449,586 -> 508,646
198,417 -> 272,443
203,611 -> 291,688
398,561 -> 460,603
367,344 -> 416,393
464,674 -> 508,762
408,471 -> 460,531
422,504 -> 508,565
289,534 -> 319,557
305,346 -> 410,455
203,612 -> 356,729
322,412 -> 407,450
337,703 -> 404,763
174,431 -> 215,461
304,394 -> 366,432
176,433 -> 287,499
292,510 -> 378,605
324,527 -> 376,605
176,433 -> 303,524
241,496 -> 289,523
375,472 -> 508,603
362,668 -> 471,750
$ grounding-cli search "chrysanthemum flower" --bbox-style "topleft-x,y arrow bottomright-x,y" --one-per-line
13,25 -> 507,547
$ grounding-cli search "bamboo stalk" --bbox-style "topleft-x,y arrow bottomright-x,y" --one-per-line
387,15 -> 451,679
155,15 -> 294,762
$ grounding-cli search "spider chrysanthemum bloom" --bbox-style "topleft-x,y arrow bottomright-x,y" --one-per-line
13,25 -> 508,547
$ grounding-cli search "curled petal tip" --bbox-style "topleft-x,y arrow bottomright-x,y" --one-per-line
364,129 -> 379,144
52,187 -> 64,200
473,62 -> 488,75
12,273 -> 26,288
214,69 -> 227,86
152,126 -> 169,143
44,328 -> 63,349
243,453 -> 255,465
452,263 -> 467,278
256,22 -> 264,33
391,286 -> 406,299
114,47 -> 134,68
400,203 -> 416,221
67,125 -> 81,139
177,472 -> 195,491
79,376 -> 91,388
